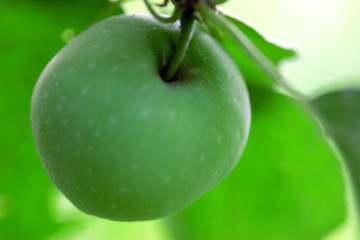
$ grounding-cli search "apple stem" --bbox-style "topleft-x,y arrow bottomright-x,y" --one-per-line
144,0 -> 184,23
194,1 -> 308,103
162,11 -> 196,82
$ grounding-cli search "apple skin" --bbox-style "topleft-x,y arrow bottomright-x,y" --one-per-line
31,15 -> 251,221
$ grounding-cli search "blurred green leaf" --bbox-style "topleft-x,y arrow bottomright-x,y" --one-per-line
312,86 -> 360,217
212,13 -> 296,88
167,86 -> 345,240
0,0 -> 124,239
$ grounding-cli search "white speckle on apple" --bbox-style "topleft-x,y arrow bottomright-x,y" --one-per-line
87,146 -> 94,151
88,118 -> 95,126
200,155 -> 205,162
60,96 -> 66,101
93,44 -> 101,49
88,63 -> 95,69
90,187 -> 96,192
55,82 -> 59,87
148,209 -> 154,212
75,185 -> 80,191
75,132 -> 81,139
104,96 -> 112,103
75,150 -> 81,156
81,88 -> 89,95
86,168 -> 93,174
118,212 -> 124,216
217,135 -> 222,142
168,110 -> 176,119
53,73 -> 57,79
109,117 -> 117,125
94,129 -> 102,137
111,66 -> 119,72
62,120 -> 68,126
56,105 -> 62,111
110,205 -> 116,209
55,146 -> 61,152
141,109 -> 150,117
45,92 -> 49,98
68,68 -> 74,72
131,163 -> 138,170
164,176 -> 171,182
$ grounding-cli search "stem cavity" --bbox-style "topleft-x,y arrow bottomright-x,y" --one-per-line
144,0 -> 196,82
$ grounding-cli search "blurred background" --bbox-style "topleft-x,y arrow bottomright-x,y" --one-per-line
0,0 -> 359,239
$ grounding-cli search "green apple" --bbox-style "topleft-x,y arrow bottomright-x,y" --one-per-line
31,15 -> 250,221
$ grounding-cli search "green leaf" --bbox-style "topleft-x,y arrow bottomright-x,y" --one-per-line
214,13 -> 296,88
312,86 -> 360,218
167,86 -> 345,240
